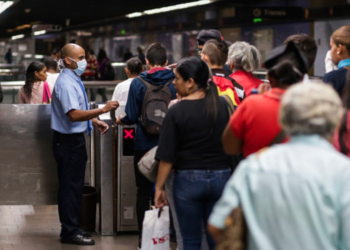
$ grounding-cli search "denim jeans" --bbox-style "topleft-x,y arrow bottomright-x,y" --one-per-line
173,169 -> 231,250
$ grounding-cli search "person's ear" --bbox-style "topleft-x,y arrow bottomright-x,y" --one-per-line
34,71 -> 39,79
338,44 -> 344,55
228,61 -> 235,71
268,75 -> 278,88
164,60 -> 168,67
186,77 -> 196,90
64,57 -> 71,65
145,58 -> 150,69
125,68 -> 130,77
201,53 -> 208,63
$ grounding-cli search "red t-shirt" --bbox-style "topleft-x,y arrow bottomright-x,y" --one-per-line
334,110 -> 350,157
230,70 -> 264,96
230,88 -> 286,157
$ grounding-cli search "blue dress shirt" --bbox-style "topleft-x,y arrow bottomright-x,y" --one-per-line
209,135 -> 350,250
51,68 -> 89,134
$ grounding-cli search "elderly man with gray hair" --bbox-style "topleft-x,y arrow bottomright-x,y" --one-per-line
209,82 -> 350,250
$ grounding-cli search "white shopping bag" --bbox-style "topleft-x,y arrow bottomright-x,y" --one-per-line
141,206 -> 170,250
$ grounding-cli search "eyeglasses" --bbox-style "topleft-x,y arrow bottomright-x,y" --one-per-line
197,48 -> 202,54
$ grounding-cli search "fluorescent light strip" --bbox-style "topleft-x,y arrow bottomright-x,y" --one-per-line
126,12 -> 142,18
0,1 -> 13,14
111,62 -> 126,67
34,30 -> 46,36
126,0 -> 213,18
11,34 -> 24,40
24,54 -> 44,59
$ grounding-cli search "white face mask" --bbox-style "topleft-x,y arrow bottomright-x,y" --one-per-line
68,57 -> 87,76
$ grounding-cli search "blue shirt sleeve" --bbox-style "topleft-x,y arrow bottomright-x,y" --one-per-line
121,79 -> 143,125
57,83 -> 80,115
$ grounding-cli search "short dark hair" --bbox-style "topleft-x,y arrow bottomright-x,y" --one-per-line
44,57 -> 58,71
145,43 -> 167,66
126,58 -> 143,75
283,34 -> 317,69
202,39 -> 228,66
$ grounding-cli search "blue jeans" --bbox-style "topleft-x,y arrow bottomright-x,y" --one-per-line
173,169 -> 231,250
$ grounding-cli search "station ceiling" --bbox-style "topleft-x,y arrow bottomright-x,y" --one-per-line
0,0 -> 275,38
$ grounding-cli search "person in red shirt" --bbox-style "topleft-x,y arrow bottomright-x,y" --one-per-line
81,49 -> 98,100
227,41 -> 264,96
222,41 -> 309,158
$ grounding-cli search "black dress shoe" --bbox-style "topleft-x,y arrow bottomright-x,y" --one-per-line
61,234 -> 95,245
81,230 -> 93,238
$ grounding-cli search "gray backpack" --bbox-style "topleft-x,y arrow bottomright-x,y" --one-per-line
138,76 -> 173,135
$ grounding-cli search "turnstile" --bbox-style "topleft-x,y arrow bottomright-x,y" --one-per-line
113,124 -> 138,233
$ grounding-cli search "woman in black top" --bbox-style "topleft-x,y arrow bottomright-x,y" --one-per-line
323,25 -> 350,96
155,57 -> 231,250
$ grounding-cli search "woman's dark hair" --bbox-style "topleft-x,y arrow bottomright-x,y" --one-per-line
268,60 -> 304,85
338,69 -> 350,154
97,48 -> 108,62
23,61 -> 45,99
175,56 -> 219,121
126,58 -> 143,75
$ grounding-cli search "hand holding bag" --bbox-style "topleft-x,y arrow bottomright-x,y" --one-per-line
141,207 -> 170,250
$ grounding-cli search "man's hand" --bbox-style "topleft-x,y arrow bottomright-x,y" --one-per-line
102,101 -> 119,113
116,115 -> 125,125
93,119 -> 109,134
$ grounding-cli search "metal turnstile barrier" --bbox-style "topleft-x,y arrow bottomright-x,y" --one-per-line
113,124 -> 138,233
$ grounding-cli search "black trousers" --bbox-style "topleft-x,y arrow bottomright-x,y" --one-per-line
134,150 -> 154,245
52,131 -> 87,240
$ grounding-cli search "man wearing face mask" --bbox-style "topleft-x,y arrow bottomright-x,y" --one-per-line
51,43 -> 119,246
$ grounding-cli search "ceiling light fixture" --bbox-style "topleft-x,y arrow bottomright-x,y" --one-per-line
11,34 -> 24,40
126,12 -> 142,18
0,1 -> 13,14
34,30 -> 46,36
126,0 -> 213,18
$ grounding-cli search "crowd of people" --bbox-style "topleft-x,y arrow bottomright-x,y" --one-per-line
15,24 -> 350,249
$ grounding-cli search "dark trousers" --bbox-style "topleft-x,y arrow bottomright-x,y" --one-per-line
52,131 -> 87,240
134,150 -> 154,245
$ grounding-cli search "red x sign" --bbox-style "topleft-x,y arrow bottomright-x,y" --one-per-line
124,129 -> 134,139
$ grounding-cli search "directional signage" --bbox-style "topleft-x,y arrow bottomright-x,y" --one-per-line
32,24 -> 62,32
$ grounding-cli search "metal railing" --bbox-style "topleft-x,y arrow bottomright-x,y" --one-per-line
1,80 -> 123,89
1,81 -> 123,104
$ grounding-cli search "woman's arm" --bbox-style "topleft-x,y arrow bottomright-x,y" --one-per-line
154,160 -> 173,208
222,122 -> 243,155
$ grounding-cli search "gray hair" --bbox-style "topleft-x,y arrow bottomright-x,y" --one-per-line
227,41 -> 261,72
280,82 -> 343,138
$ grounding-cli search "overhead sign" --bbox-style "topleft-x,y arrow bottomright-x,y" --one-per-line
236,7 -> 304,20
32,24 -> 62,32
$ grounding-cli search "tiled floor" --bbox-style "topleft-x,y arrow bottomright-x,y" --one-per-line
0,205 -> 142,250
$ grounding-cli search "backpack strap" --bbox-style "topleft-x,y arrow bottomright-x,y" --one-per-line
221,95 -> 235,116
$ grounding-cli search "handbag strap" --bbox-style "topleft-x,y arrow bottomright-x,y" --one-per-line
42,81 -> 51,104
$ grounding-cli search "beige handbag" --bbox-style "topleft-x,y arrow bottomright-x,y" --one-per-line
137,146 -> 159,182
